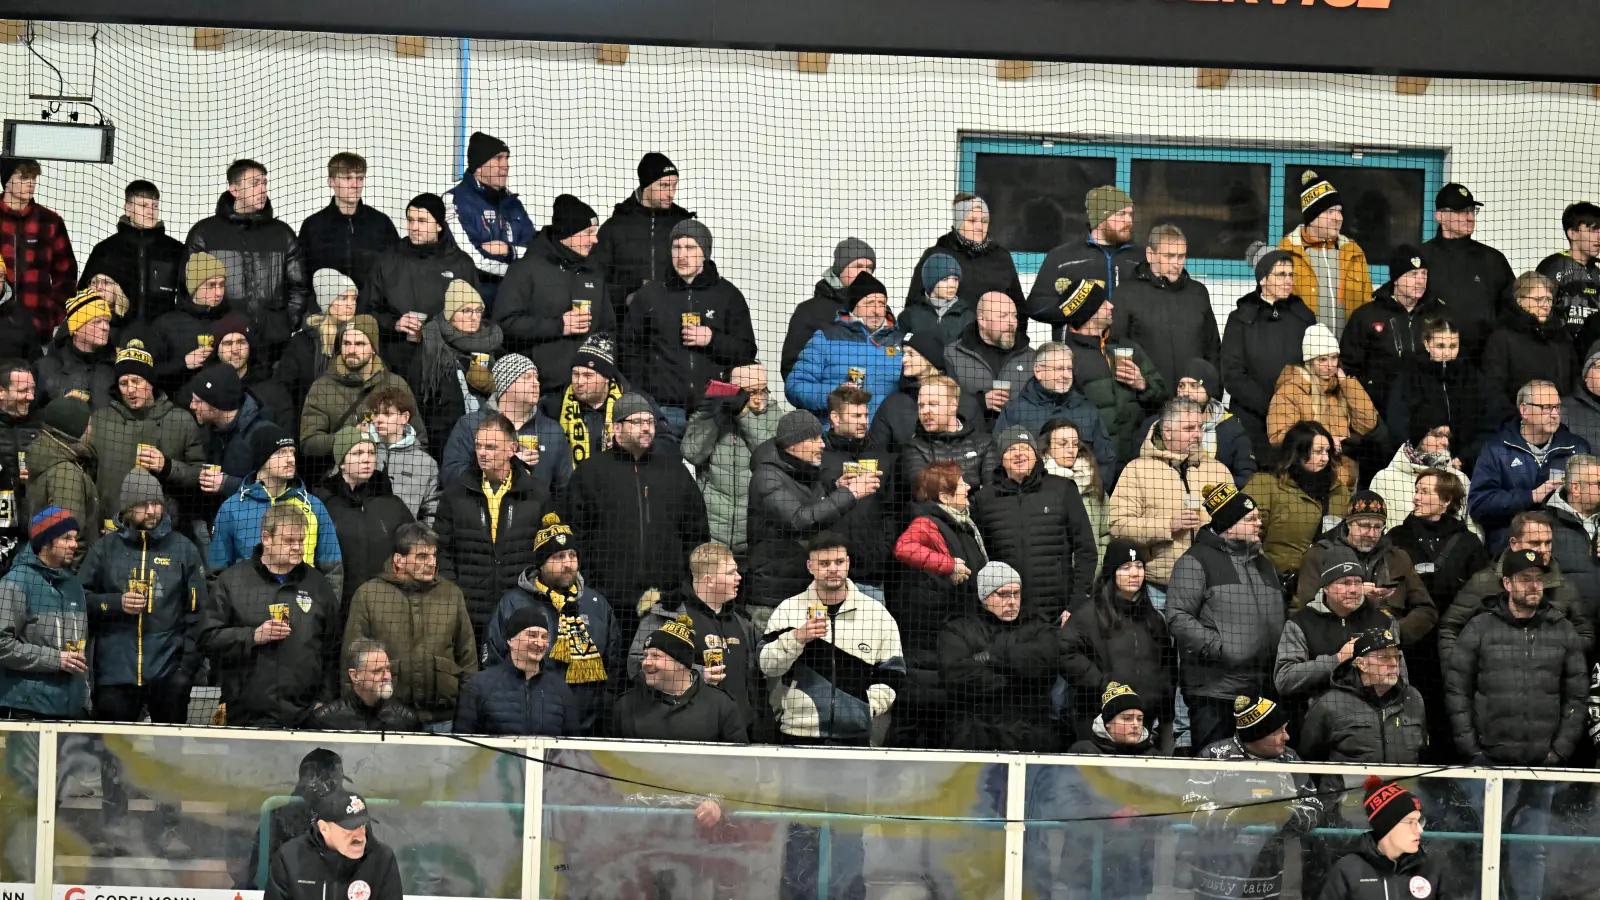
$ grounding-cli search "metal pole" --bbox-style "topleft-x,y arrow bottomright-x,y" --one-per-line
1003,761 -> 1026,900
520,738 -> 546,900
456,38 -> 471,176
1481,775 -> 1504,900
32,725 -> 59,900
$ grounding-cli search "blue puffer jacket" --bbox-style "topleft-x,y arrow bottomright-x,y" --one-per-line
1468,423 -> 1590,554
0,545 -> 87,716
453,661 -> 582,736
444,177 -> 536,281
785,312 -> 903,422
80,515 -> 207,687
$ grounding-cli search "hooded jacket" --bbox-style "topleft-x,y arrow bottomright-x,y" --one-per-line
785,311 -> 904,422
1265,364 -> 1380,451
1274,595 -> 1401,700
1061,582 -> 1177,744
88,392 -> 206,527
37,332 -> 117,409
1446,594 -> 1586,764
359,234 -> 482,373
909,231 -> 1026,332
1027,235 -> 1141,336
434,461 -> 549,635
1130,402 -> 1256,486
1340,284 -> 1449,414
870,378 -> 985,460
78,218 -> 184,323
1390,356 -> 1491,473
992,378 -> 1118,487
898,415 -> 997,497
595,193 -> 696,321
936,608 -> 1061,752
1292,527 -> 1438,643
759,582 -> 906,742
199,552 -> 340,728
442,402 -> 572,497
195,393 -> 275,503
1059,329 -> 1167,462
1468,422 -> 1589,553
297,200 -> 397,291
682,398 -> 779,553
1165,528 -> 1284,701
899,292 -> 976,352
1544,491 -> 1600,611
563,442 -> 709,611
623,259 -> 758,408
264,820 -> 404,900
26,426 -> 99,558
184,193 -> 313,352
207,477 -> 344,596
612,675 -> 750,743
1221,290 -> 1317,447
1299,661 -> 1427,763
453,659 -> 580,736
1439,552 -> 1593,665
300,361 -> 420,464
1278,227 -> 1373,324
1110,262 -> 1220,387
1108,433 -> 1235,586
1482,304 -> 1577,427
80,513 -> 206,688
1319,837 -> 1445,900
484,569 -> 618,734
314,471 -> 415,603
1245,468 -> 1352,576
443,176 -> 535,281
366,424 -> 440,523
745,440 -> 859,606
0,544 -> 87,716
343,565 -> 477,724
493,228 -> 612,391
1066,718 -> 1156,756
943,323 -> 1034,411
631,585 -> 762,724
782,275 -> 851,379
972,458 -> 1097,620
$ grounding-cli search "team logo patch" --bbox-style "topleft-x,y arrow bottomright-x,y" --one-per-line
153,557 -> 171,566
296,590 -> 313,613
1373,322 -> 1384,333
348,882 -> 370,900
1411,256 -> 1423,268
1410,875 -> 1432,898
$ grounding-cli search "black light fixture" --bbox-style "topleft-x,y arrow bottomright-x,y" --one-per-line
3,119 -> 115,164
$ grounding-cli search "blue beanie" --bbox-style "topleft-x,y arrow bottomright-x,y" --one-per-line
921,253 -> 963,295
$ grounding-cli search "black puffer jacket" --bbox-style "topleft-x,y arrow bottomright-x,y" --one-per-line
898,415 -> 996,498
37,336 -> 116,408
1220,291 -> 1316,457
621,260 -> 758,408
297,201 -> 397,291
1339,284 -> 1448,415
1061,582 -> 1177,741
138,292 -> 230,396
781,277 -> 850,379
1299,662 -> 1427,763
1110,263 -> 1219,388
358,234 -> 481,373
184,193 -> 312,354
866,378 -> 983,459
971,459 -> 1096,621
744,440 -> 857,607
594,194 -> 695,322
906,231 -> 1027,339
1318,838 -> 1445,900
937,609 -> 1061,751
435,462 -> 550,634
1482,304 -> 1576,427
612,677 -> 750,743
492,228 -> 611,391
0,410 -> 40,508
1386,514 -> 1488,616
309,691 -> 422,732
1445,594 -> 1586,764
266,829 -> 404,900
454,661 -> 580,735
77,218 -> 184,323
314,471 -> 416,604
819,430 -> 895,587
198,553 -> 340,728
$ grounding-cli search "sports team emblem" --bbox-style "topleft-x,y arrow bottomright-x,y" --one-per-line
296,590 -> 313,613
349,881 -> 371,900
1410,875 -> 1432,898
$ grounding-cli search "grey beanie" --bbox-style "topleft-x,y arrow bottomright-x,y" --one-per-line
312,269 -> 357,312
996,425 -> 1038,454
670,219 -> 713,259
976,561 -> 1022,603
831,238 -> 876,276
1584,344 -> 1600,377
120,468 -> 164,514
613,392 -> 654,423
775,410 -> 824,449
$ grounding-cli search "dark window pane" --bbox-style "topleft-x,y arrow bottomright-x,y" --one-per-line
1131,159 -> 1270,261
1282,165 -> 1425,262
974,153 -> 1116,254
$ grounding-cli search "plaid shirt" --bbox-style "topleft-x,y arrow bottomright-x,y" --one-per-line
0,201 -> 77,337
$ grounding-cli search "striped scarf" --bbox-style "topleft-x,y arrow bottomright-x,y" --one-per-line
541,579 -> 606,684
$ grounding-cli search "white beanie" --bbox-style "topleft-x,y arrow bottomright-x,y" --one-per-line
1301,323 -> 1339,362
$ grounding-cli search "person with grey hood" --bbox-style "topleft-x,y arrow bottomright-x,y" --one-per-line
781,237 -> 877,379
681,363 -> 778,554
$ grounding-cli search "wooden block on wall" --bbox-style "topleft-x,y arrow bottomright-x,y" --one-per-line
1396,76 -> 1431,95
193,27 -> 228,51
596,44 -> 629,66
0,21 -> 24,43
797,52 -> 830,74
1196,68 -> 1232,89
1589,84 -> 1599,99
395,35 -> 426,57
996,60 -> 1032,81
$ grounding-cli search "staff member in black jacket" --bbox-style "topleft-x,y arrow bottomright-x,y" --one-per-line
266,790 -> 403,900
1320,778 -> 1444,900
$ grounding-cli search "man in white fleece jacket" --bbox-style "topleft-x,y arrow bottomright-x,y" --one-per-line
759,531 -> 905,746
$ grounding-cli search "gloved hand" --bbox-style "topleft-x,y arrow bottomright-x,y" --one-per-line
1284,795 -> 1323,837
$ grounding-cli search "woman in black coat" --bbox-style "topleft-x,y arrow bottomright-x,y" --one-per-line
972,427 -> 1098,626
1060,539 -> 1178,752
313,430 -> 416,606
1387,316 -> 1491,471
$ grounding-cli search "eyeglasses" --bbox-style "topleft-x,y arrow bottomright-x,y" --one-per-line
745,388 -> 771,398
1522,402 -> 1561,413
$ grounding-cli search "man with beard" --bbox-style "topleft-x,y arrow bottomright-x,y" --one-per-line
595,152 -> 695,324
536,334 -> 671,470
341,524 -> 473,729
310,640 -> 422,732
88,342 -> 205,528
38,289 -> 116,408
819,386 -> 894,592
266,790 -> 403,900
898,375 -> 995,496
944,291 -> 1034,424
299,315 -> 420,471
484,514 -> 618,735
1028,186 -> 1140,330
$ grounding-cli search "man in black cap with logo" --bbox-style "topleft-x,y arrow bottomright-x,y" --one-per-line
1422,183 -> 1513,357
493,194 -> 612,385
596,152 -> 695,323
266,790 -> 402,900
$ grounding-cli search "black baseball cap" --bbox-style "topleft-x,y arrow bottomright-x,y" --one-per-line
312,790 -> 373,829
1502,548 -> 1549,578
1436,183 -> 1484,211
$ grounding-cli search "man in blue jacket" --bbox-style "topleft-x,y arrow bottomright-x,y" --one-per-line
443,132 -> 535,301
785,273 -> 903,423
0,507 -> 87,719
993,343 -> 1118,487
1470,379 -> 1590,555
454,603 -> 580,736
208,423 -> 343,597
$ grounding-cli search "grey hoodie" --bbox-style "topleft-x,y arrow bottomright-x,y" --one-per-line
367,422 -> 439,524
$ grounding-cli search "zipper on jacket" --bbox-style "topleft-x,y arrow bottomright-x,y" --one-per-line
635,466 -> 649,560
137,242 -> 149,316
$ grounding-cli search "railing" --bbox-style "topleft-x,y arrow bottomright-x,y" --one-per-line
5,720 -> 1599,900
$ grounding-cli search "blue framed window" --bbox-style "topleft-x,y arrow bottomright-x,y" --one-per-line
959,137 -> 1446,285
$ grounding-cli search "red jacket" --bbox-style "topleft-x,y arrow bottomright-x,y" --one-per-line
1,200 -> 77,336
894,516 -> 957,578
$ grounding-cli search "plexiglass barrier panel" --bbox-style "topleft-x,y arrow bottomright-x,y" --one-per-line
50,732 -> 524,898
1507,774 -> 1600,900
0,729 -> 40,885
541,747 -> 1008,900
1024,763 -> 1482,900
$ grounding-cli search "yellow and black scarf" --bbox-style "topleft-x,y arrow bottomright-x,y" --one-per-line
540,579 -> 607,684
559,380 -> 623,464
